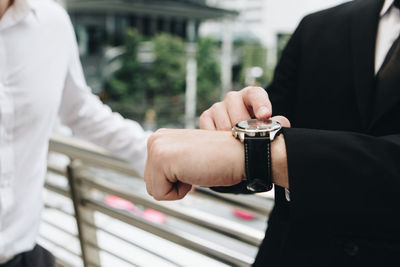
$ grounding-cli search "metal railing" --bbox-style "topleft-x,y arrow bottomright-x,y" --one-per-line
42,135 -> 274,267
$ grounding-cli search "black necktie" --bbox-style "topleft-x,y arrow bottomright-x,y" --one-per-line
378,34 -> 400,77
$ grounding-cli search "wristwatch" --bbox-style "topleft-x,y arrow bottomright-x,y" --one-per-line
232,118 -> 282,192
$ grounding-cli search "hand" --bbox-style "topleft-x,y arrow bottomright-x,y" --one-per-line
199,86 -> 272,130
144,129 -> 244,201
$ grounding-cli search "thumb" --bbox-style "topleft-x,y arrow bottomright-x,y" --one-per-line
271,115 -> 291,128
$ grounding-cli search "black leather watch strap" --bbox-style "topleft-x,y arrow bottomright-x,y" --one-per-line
244,137 -> 273,192
210,119 -> 282,194
210,181 -> 254,194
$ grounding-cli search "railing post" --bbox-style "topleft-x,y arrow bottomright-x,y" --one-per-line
184,19 -> 198,129
67,160 -> 101,267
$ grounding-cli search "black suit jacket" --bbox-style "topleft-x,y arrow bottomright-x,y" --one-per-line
253,0 -> 400,266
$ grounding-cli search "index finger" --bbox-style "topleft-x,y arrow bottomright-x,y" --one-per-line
241,87 -> 272,119
224,91 -> 252,125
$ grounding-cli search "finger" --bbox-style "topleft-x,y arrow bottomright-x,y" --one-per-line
271,115 -> 291,128
144,169 -> 155,198
210,103 -> 233,131
164,183 -> 192,201
224,91 -> 252,125
152,176 -> 175,201
199,110 -> 216,130
242,87 -> 272,119
145,181 -> 153,197
144,159 -> 153,195
147,160 -> 175,201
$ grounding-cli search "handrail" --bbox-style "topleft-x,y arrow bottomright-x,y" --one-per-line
49,135 -> 140,178
84,199 -> 254,266
77,172 -> 264,246
49,135 -> 273,216
46,135 -> 272,267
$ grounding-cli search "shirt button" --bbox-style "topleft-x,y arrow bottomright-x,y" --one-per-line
344,241 -> 359,256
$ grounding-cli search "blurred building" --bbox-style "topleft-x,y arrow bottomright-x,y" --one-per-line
61,0 -> 236,93
66,0 -> 236,54
202,0 -> 351,67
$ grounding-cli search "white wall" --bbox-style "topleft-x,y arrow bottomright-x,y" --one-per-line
202,0 -> 350,44
201,0 -> 351,68
262,0 -> 350,46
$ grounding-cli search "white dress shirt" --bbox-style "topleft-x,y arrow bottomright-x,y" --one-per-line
0,0 -> 150,262
376,0 -> 400,73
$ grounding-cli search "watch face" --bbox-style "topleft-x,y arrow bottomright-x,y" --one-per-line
237,119 -> 280,131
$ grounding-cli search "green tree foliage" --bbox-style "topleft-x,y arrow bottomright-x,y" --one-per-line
145,33 -> 186,127
107,29 -> 143,101
105,31 -> 186,127
148,34 -> 186,98
238,43 -> 270,87
105,30 -> 221,128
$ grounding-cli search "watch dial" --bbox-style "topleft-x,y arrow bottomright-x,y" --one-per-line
237,119 -> 279,131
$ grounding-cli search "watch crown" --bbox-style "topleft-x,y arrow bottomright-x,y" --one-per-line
232,130 -> 237,138
238,132 -> 245,142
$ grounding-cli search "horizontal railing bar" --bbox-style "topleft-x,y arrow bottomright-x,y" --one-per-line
38,235 -> 82,259
55,257 -> 76,267
80,217 -> 185,267
44,182 -> 70,198
49,136 -> 271,214
47,164 -> 67,177
84,237 -> 139,267
46,135 -> 268,266
42,232 -> 101,267
44,203 -> 75,217
86,262 -> 101,267
194,187 -> 272,216
78,174 -> 263,246
50,135 -> 140,178
82,257 -> 101,267
79,255 -> 101,267
83,199 -> 253,266
194,190 -> 270,218
41,218 -> 78,239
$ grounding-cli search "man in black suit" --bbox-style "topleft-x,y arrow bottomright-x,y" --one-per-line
144,0 -> 400,266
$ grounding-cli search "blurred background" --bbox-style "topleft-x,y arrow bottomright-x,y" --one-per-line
56,0 -> 349,129
43,1 -> 350,267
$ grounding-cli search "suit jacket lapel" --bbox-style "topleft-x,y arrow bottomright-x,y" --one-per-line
370,38 -> 400,132
351,0 -> 384,129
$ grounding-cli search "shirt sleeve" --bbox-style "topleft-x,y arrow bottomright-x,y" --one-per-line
58,17 -> 151,177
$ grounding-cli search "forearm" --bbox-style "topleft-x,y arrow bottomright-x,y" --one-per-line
0,0 -> 12,18
60,95 -> 150,175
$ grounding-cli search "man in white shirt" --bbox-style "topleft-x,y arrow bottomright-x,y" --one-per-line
0,0 -> 150,265
144,0 -> 400,266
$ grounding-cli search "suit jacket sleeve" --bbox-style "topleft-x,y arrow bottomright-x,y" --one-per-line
283,128 -> 400,235
270,14 -> 400,239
